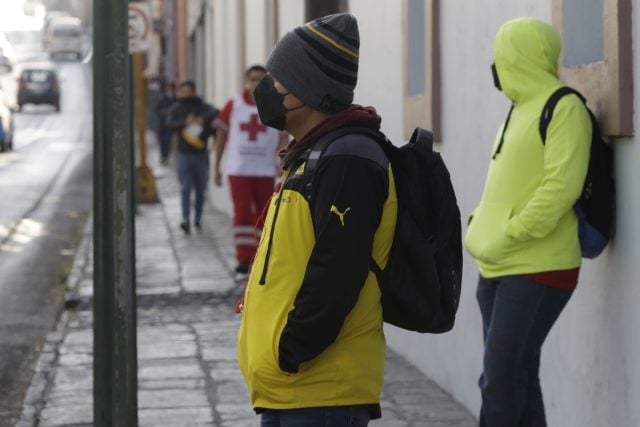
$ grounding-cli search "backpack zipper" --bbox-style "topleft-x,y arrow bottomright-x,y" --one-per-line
259,171 -> 289,285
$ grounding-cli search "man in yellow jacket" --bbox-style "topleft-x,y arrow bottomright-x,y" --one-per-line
464,18 -> 591,426
237,13 -> 397,426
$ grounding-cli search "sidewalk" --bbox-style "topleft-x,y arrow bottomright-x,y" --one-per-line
17,150 -> 476,427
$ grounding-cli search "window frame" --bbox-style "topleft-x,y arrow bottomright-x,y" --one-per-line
402,0 -> 441,141
552,0 -> 633,136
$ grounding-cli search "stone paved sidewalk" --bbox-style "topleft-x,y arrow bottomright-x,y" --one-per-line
16,149 -> 476,427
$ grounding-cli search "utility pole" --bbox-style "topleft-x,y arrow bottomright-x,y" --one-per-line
93,0 -> 138,424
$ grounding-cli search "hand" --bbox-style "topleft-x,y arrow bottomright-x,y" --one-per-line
214,170 -> 223,187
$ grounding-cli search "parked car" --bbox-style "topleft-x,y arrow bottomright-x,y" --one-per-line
16,63 -> 60,112
45,16 -> 83,60
0,87 -> 15,151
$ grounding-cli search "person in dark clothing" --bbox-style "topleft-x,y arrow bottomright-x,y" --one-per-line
155,81 -> 176,165
167,80 -> 218,234
237,13 -> 397,427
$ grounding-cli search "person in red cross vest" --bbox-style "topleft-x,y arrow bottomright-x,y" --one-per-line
213,65 -> 288,275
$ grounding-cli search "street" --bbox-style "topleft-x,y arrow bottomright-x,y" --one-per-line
0,31 -> 92,423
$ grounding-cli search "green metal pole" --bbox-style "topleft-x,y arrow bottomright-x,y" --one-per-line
93,0 -> 138,424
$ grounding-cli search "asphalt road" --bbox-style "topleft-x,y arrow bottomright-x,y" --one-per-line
0,39 -> 93,424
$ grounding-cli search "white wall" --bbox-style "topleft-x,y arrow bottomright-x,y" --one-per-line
203,2 -> 639,424
204,1 -> 216,104
277,0 -> 305,39
349,0 -> 404,144
244,0 -> 268,66
211,0 -> 242,107
209,0 -> 243,216
359,1 -> 639,426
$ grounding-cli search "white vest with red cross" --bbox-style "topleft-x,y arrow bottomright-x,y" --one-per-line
224,95 -> 281,177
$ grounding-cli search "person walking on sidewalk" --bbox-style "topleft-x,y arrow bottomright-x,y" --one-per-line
464,18 -> 591,427
212,65 -> 287,275
155,80 -> 176,165
167,80 -> 218,234
237,13 -> 397,426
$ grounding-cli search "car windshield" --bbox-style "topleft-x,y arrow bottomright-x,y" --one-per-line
23,70 -> 53,82
53,26 -> 80,38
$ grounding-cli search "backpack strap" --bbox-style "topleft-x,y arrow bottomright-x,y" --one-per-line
409,127 -> 434,151
492,104 -> 515,159
302,126 -> 390,281
539,87 -> 587,144
303,126 -> 385,199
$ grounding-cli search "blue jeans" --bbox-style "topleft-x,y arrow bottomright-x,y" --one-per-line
177,151 -> 209,224
158,126 -> 173,159
260,405 -> 371,427
476,275 -> 572,427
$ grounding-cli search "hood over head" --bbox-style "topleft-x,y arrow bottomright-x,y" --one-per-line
493,18 -> 562,103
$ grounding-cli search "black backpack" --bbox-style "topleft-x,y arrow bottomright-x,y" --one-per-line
539,87 -> 615,258
304,126 -> 463,333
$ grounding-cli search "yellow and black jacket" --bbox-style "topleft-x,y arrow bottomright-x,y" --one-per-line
237,128 -> 397,410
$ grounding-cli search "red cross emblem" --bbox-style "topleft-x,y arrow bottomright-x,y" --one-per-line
240,114 -> 268,141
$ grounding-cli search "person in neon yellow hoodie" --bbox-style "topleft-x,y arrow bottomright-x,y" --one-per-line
464,18 -> 591,426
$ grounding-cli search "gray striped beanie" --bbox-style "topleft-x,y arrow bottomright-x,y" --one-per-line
266,13 -> 359,114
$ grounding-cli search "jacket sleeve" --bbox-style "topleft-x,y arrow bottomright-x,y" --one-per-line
166,104 -> 186,131
199,104 -> 219,140
278,142 -> 389,373
506,96 -> 591,241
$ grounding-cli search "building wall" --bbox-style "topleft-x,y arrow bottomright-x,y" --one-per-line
204,2 -> 216,103
244,0 -> 268,66
369,2 -> 640,427
210,0 -> 242,107
194,2 -> 638,425
349,1 -> 404,146
174,0 -> 188,82
276,0 -> 305,39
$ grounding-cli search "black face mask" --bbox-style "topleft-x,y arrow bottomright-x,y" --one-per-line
253,75 -> 303,131
491,62 -> 502,92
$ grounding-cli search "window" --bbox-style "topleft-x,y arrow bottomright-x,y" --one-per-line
552,0 -> 633,136
305,0 -> 348,21
407,0 -> 426,97
24,70 -> 53,82
403,0 -> 440,141
562,0 -> 604,67
53,26 -> 80,38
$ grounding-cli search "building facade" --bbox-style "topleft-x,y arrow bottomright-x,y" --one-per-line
157,1 -> 639,425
